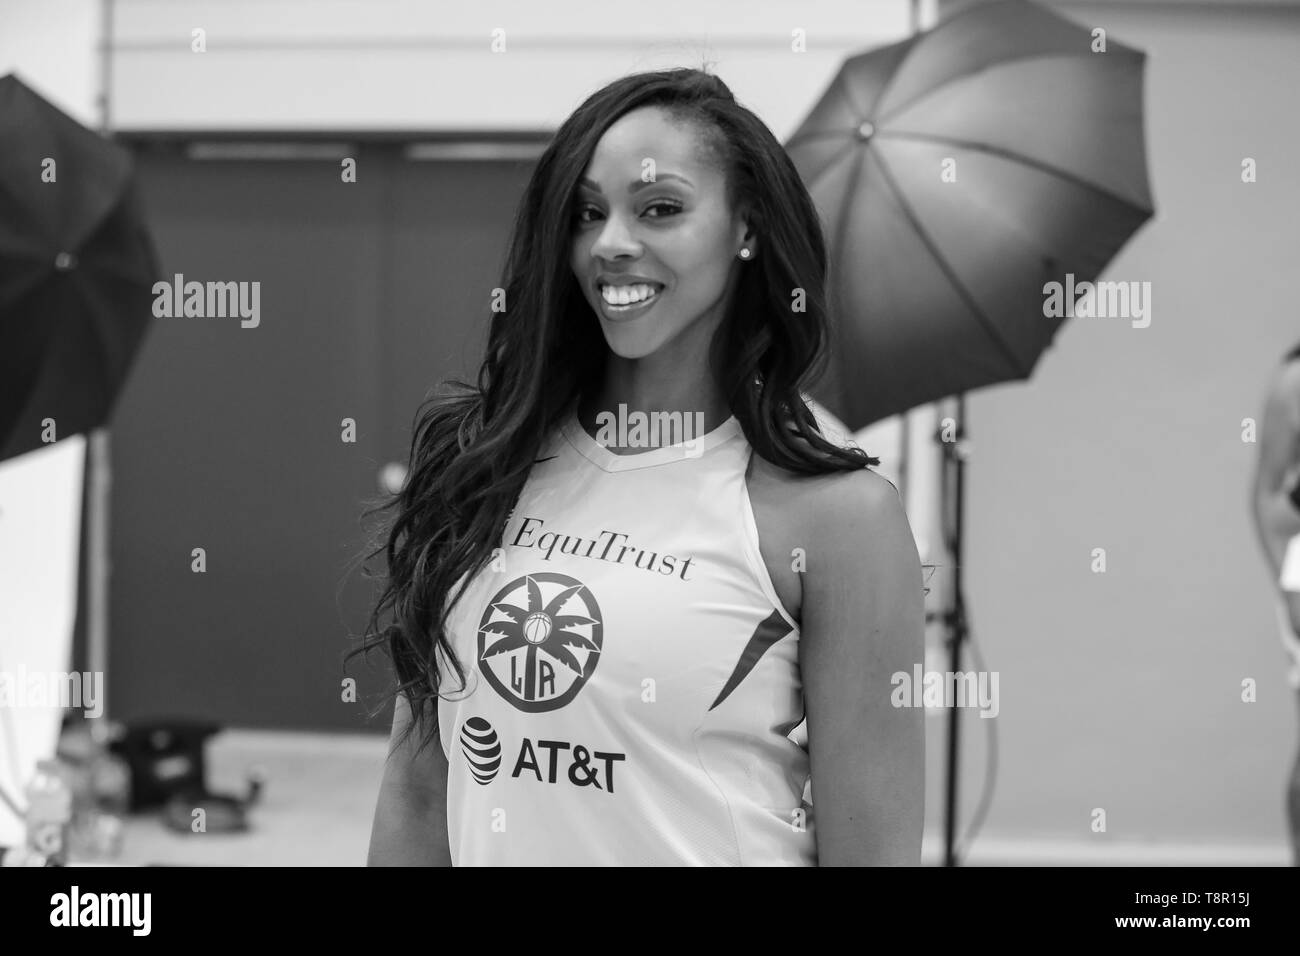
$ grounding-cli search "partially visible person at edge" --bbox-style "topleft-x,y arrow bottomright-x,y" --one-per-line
1250,340 -> 1300,866
357,67 -> 925,866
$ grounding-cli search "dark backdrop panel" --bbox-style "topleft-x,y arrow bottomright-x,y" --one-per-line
379,157 -> 534,458
103,143 -> 534,732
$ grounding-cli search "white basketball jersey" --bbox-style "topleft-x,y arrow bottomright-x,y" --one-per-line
436,399 -> 816,865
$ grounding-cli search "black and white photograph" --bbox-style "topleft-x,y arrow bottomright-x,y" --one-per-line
0,0 -> 1296,900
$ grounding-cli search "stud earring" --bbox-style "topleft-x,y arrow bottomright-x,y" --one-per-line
739,248 -> 751,260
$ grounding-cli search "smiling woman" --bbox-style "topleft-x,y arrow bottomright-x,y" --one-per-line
356,66 -> 925,867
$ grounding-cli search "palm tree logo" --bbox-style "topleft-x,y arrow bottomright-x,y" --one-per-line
476,572 -> 604,713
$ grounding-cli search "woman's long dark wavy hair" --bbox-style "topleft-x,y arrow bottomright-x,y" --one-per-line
349,66 -> 885,756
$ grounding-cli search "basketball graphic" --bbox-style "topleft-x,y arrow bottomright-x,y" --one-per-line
459,717 -> 502,785
524,611 -> 552,644
477,572 -> 603,713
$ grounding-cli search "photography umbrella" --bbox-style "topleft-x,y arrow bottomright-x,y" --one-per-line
784,0 -> 1155,865
788,0 -> 1154,430
0,72 -> 158,463
0,73 -> 159,748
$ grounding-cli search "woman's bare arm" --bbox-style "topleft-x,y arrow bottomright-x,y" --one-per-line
1251,364 -> 1300,631
1251,365 -> 1300,565
801,469 -> 925,866
367,692 -> 453,866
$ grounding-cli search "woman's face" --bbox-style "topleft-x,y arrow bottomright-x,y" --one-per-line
570,106 -> 750,362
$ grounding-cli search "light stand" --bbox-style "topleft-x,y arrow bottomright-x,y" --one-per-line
939,392 -> 970,867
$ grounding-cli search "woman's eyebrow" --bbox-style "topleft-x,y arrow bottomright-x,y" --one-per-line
578,173 -> 694,194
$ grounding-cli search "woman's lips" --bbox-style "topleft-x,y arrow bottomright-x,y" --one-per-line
597,284 -> 663,319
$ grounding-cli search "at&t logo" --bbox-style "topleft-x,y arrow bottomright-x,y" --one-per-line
458,717 -> 625,793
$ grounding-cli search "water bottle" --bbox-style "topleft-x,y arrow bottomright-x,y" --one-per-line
25,759 -> 72,866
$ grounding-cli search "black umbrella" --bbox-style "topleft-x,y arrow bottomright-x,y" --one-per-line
787,0 -> 1155,430
0,72 -> 158,463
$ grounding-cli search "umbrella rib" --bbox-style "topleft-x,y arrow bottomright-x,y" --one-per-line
825,140 -> 870,416
871,145 -> 1029,379
797,134 -> 863,197
877,129 -> 1152,213
832,144 -> 867,279
854,34 -> 924,138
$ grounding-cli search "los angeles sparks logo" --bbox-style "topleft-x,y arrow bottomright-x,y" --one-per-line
476,572 -> 604,712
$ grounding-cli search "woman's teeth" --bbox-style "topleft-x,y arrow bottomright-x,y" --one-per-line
600,283 -> 661,305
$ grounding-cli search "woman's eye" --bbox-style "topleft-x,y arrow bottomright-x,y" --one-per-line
573,201 -> 681,224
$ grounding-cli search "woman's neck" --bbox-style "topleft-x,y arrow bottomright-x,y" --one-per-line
576,382 -> 731,450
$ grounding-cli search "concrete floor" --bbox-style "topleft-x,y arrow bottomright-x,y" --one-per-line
62,728 -> 1290,867
85,729 -> 388,867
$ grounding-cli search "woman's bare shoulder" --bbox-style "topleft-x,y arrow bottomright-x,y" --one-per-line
746,420 -> 895,500
752,455 -> 895,517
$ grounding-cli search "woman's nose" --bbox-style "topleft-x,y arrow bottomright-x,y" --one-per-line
591,214 -> 641,259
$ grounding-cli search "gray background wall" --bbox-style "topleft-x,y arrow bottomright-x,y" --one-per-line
945,0 -> 1299,858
